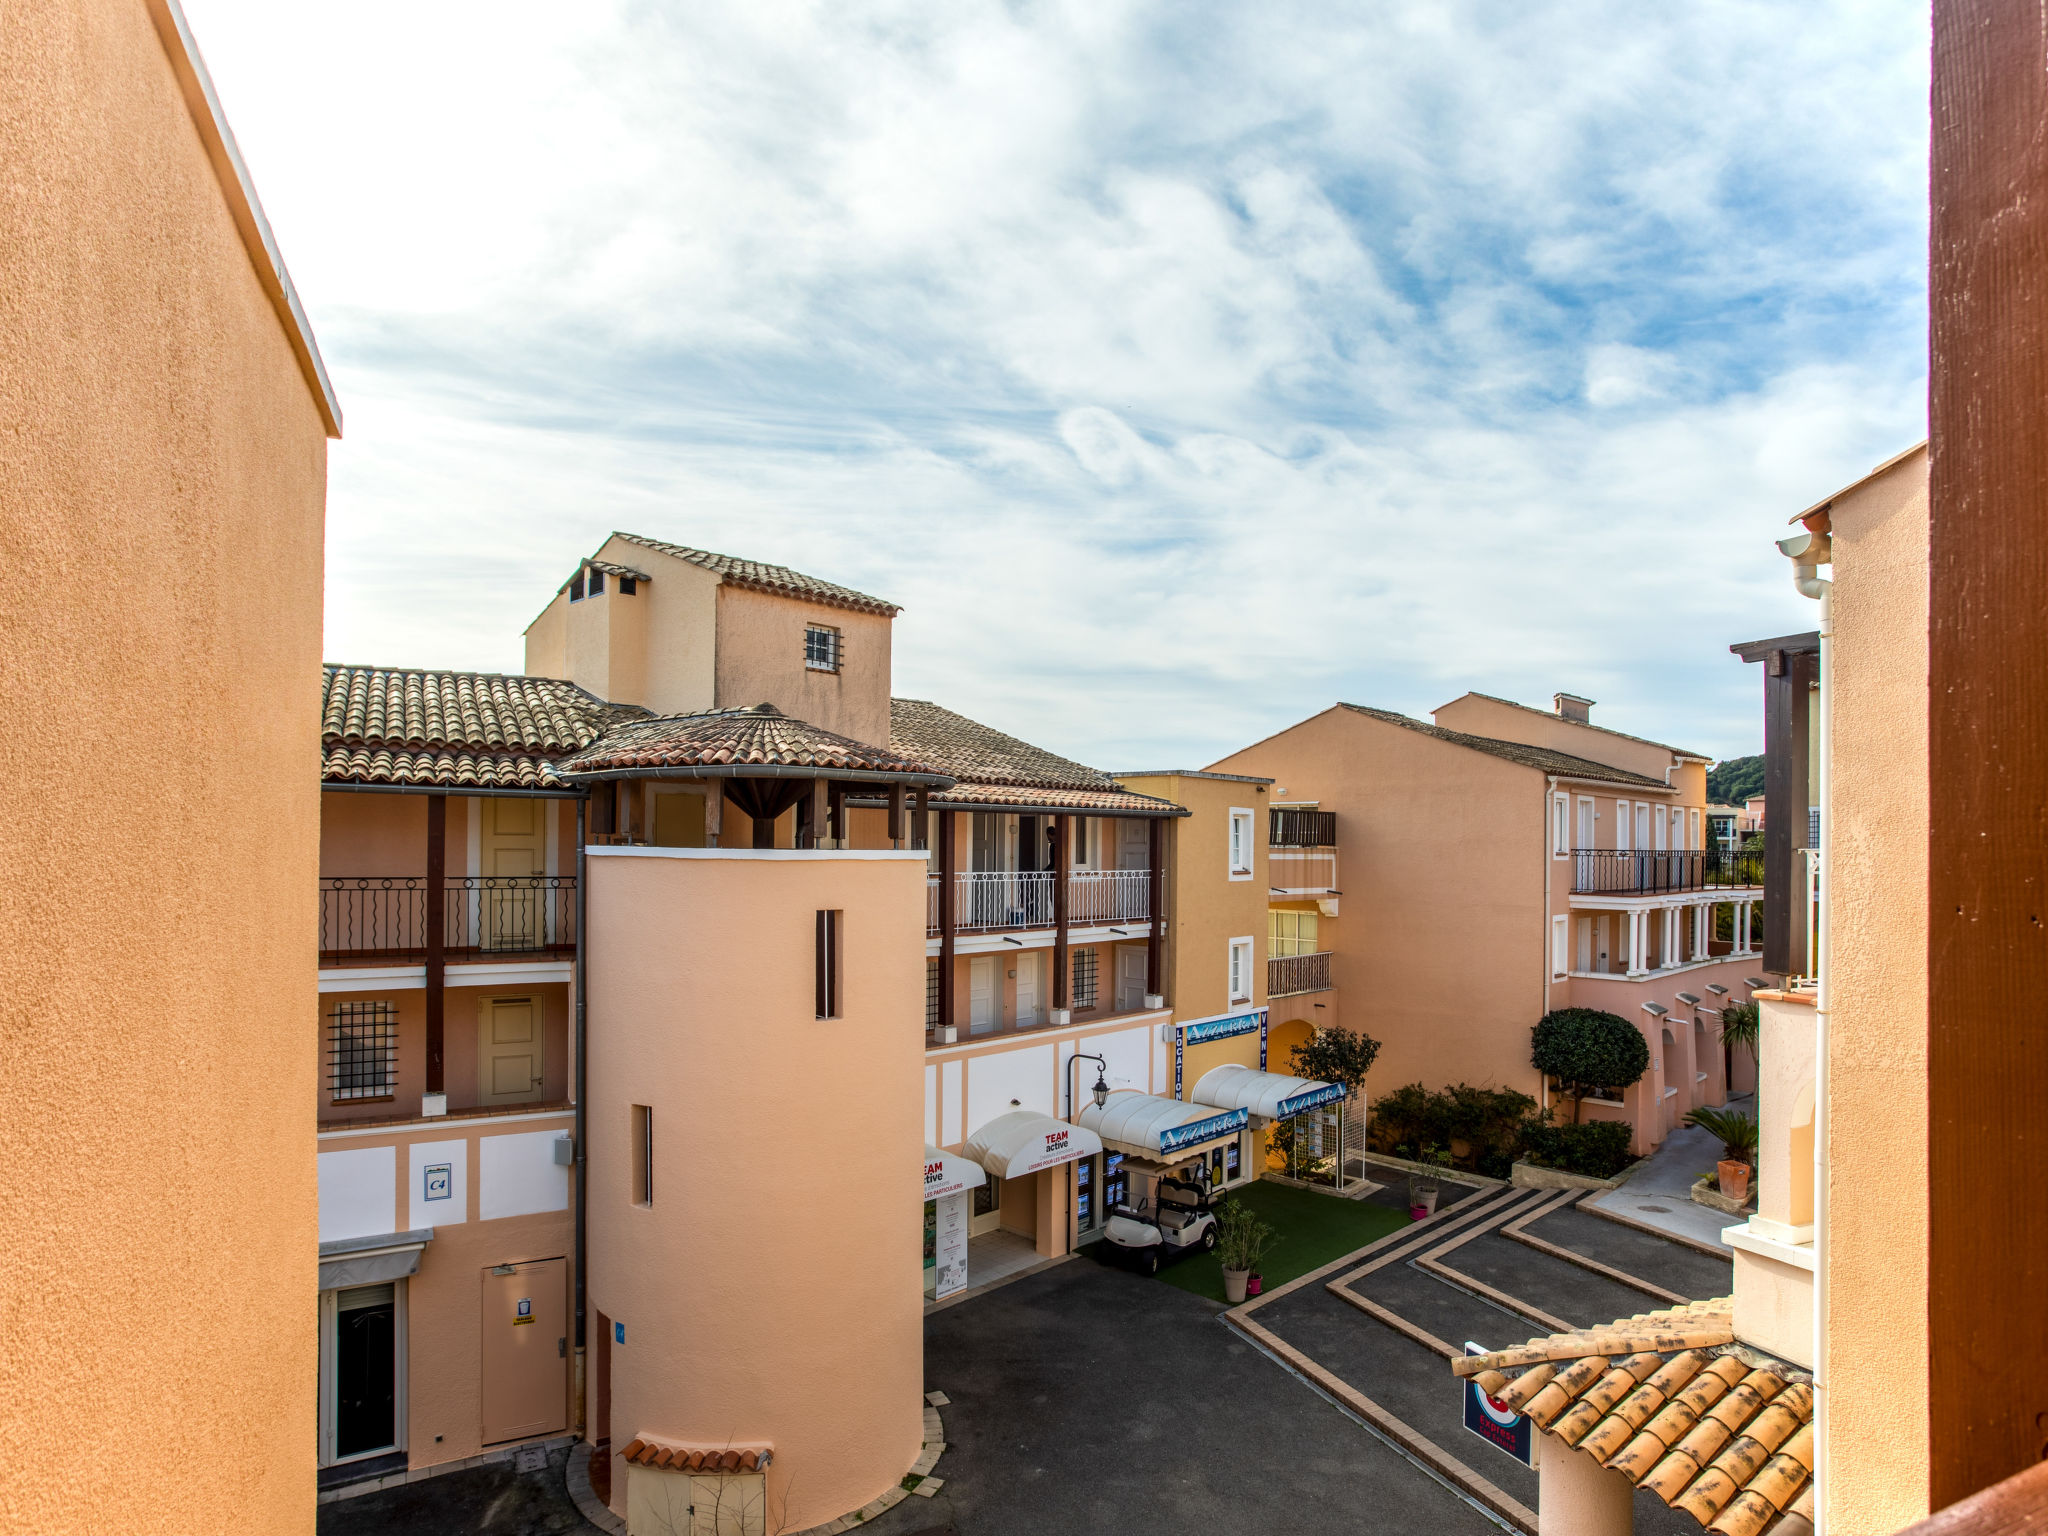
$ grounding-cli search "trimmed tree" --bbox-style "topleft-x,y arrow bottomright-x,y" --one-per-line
1289,1027 -> 1382,1094
1530,1008 -> 1649,1123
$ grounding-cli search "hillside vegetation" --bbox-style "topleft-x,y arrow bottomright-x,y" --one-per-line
1706,754 -> 1764,805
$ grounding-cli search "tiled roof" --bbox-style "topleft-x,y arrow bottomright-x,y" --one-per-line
1453,1300 -> 1816,1536
587,559 -> 650,582
892,698 -> 1184,815
321,665 -> 643,789
1338,704 -> 1672,789
610,533 -> 898,616
1453,692 -> 1711,763
554,704 -> 952,782
619,1437 -> 772,1474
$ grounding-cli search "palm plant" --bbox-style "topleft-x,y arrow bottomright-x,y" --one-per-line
1684,1106 -> 1758,1164
1719,1001 -> 1761,1091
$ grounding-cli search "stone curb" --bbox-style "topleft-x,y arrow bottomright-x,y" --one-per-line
789,1400 -> 949,1536
566,1441 -> 626,1535
1510,1160 -> 1625,1192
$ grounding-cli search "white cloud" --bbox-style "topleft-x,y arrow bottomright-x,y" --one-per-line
182,0 -> 1927,767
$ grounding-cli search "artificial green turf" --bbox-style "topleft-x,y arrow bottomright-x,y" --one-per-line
1144,1179 -> 1410,1302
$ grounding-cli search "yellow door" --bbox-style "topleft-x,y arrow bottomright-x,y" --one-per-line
479,997 -> 544,1105
483,799 -> 542,950
652,790 -> 706,848
479,1258 -> 566,1444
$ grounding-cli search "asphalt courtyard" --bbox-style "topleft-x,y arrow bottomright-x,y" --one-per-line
321,1254 -> 1506,1536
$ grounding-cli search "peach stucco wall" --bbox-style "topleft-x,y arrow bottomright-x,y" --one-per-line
1433,693 -> 1700,793
524,540 -> 721,716
586,848 -> 926,1531
1819,445 -> 1930,1531
316,981 -> 571,1123
1211,708 -> 1551,1108
713,585 -> 894,748
0,2 -> 330,1529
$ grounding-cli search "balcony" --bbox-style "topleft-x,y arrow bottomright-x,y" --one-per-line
1268,951 -> 1332,998
924,869 -> 1150,936
1270,808 -> 1336,847
1569,848 -> 1763,896
319,875 -> 578,963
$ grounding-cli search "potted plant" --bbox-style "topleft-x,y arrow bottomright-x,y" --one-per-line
1408,1144 -> 1452,1219
1215,1197 -> 1273,1305
1685,1107 -> 1758,1204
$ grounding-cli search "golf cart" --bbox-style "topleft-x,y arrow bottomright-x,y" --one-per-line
1104,1172 -> 1218,1275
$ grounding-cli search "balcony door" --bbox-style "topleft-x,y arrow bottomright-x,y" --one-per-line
1115,945 -> 1148,1011
482,798 -> 543,951
1015,951 -> 1044,1028
969,956 -> 998,1036
1117,819 -> 1148,870
479,996 -> 544,1106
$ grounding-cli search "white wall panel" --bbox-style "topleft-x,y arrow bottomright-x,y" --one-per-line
408,1139 -> 469,1231
964,1041 -> 1055,1137
318,1145 -> 396,1242
924,1064 -> 938,1145
941,1060 -> 962,1146
479,1129 -> 571,1220
1081,1027 -> 1153,1100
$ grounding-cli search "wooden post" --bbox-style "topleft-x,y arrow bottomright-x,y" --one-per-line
1928,0 -> 2048,1504
804,776 -> 828,850
913,787 -> 928,850
704,780 -> 722,847
1761,645 -> 1816,976
425,793 -> 446,1094
888,780 -> 907,846
828,782 -> 846,849
1053,812 -> 1071,1011
1146,817 -> 1164,1000
938,809 -> 956,1037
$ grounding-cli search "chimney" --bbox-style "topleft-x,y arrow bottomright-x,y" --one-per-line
1554,693 -> 1594,723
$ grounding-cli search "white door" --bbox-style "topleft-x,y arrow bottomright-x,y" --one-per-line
1653,805 -> 1667,851
1116,946 -> 1149,1010
1577,917 -> 1593,973
1118,820 -> 1148,870
1635,803 -> 1651,850
1615,800 -> 1631,852
1015,952 -> 1043,1028
969,956 -> 998,1036
478,996 -> 543,1105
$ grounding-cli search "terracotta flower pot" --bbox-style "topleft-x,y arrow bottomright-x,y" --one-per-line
1717,1159 -> 1751,1204
1223,1268 -> 1250,1304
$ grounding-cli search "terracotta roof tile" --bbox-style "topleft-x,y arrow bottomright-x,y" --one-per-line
891,698 -> 1186,815
1338,703 -> 1673,790
619,1436 -> 772,1473
1452,1300 -> 1813,1535
321,665 -> 645,789
555,704 -> 952,782
610,533 -> 898,616
587,559 -> 651,582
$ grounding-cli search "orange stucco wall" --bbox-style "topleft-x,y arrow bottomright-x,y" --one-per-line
585,848 -> 926,1531
713,585 -> 894,748
1211,709 -> 1551,1107
1820,445 -> 1930,1531
0,2 -> 329,1529
524,540 -> 721,716
1433,694 -> 1701,798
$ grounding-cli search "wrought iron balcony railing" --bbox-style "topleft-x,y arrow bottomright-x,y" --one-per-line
319,875 -> 578,961
1569,848 -> 1764,896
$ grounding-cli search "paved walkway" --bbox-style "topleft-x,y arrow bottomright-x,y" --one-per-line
1585,1092 -> 1756,1252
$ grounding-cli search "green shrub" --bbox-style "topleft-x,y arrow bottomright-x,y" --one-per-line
1367,1082 -> 1535,1170
1530,1008 -> 1650,1120
1288,1026 -> 1382,1092
1517,1117 -> 1635,1180
1215,1196 -> 1274,1273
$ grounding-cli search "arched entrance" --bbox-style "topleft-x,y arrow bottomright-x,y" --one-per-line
1263,1017 -> 1318,1174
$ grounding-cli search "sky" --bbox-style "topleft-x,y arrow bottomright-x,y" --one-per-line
182,0 -> 1929,769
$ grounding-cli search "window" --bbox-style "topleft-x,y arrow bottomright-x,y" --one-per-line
1553,793 -> 1569,855
618,575 -> 637,596
815,909 -> 842,1018
925,959 -> 940,1030
804,624 -> 841,672
1615,798 -> 1630,851
567,572 -> 585,602
1071,948 -> 1099,1010
1552,915 -> 1569,979
329,1000 -> 398,1101
1269,909 -> 1319,958
1689,808 -> 1701,850
1228,937 -> 1254,1003
587,567 -> 606,595
1228,809 -> 1254,879
1071,817 -> 1092,867
631,1105 -> 653,1205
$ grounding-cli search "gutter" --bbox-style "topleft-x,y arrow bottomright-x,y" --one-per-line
573,797 -> 589,1435
556,764 -> 956,790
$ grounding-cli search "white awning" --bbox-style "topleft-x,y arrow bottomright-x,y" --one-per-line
1191,1064 -> 1347,1122
1078,1091 -> 1251,1162
961,1112 -> 1103,1179
923,1144 -> 987,1201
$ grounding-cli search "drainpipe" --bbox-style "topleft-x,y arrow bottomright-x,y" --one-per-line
573,794 -> 589,1437
1542,776 -> 1555,1118
1777,528 -> 1830,1529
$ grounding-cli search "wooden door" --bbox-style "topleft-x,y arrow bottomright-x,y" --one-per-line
1116,945 -> 1148,1010
1117,819 -> 1148,870
479,1258 -> 565,1444
1015,951 -> 1042,1027
479,997 -> 544,1105
483,798 -> 542,950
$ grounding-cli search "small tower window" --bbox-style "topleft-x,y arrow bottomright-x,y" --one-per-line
567,572 -> 585,602
618,576 -> 637,596
805,625 -> 842,672
588,567 -> 606,595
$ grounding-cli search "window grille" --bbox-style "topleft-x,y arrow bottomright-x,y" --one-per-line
329,1000 -> 398,1101
1071,948 -> 1099,1010
804,625 -> 841,672
926,959 -> 941,1029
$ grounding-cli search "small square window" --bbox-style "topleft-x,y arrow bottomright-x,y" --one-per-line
567,573 -> 585,602
805,625 -> 841,672
619,576 -> 637,596
588,567 -> 605,595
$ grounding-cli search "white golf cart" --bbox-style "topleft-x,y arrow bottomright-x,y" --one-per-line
1104,1171 -> 1219,1275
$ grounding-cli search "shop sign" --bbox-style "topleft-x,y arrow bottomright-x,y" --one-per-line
924,1157 -> 976,1200
1276,1082 -> 1347,1118
933,1192 -> 968,1299
1158,1106 -> 1250,1154
1462,1343 -> 1533,1466
1181,1009 -> 1265,1045
1016,1125 -> 1082,1173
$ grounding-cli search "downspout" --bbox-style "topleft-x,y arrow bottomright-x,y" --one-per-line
1542,776 -> 1555,1118
1778,527 -> 1831,1529
573,793 -> 589,1437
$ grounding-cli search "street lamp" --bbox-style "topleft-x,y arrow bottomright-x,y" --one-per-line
1067,1051 -> 1109,1119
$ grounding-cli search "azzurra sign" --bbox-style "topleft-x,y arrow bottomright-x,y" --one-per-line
1276,1082 -> 1348,1118
1158,1107 -> 1251,1154
1182,1009 -> 1265,1045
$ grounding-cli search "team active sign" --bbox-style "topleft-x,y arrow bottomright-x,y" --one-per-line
1014,1125 -> 1085,1174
